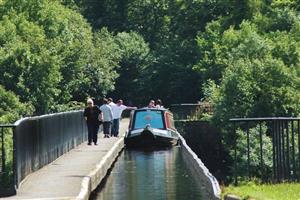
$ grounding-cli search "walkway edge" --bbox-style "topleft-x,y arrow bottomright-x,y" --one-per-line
76,137 -> 125,200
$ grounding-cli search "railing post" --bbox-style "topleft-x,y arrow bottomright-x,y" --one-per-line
276,119 -> 281,182
286,121 -> 290,180
277,120 -> 280,182
13,126 -> 17,191
291,120 -> 295,180
281,120 -> 286,180
1,127 -> 5,173
298,120 -> 300,181
259,122 -> 263,180
272,119 -> 277,182
233,122 -> 237,186
246,122 -> 250,179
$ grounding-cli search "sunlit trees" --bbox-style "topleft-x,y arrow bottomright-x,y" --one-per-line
75,28 -> 121,102
0,85 -> 33,123
109,31 -> 153,105
0,0 -> 120,114
1,0 -> 300,120
196,17 -> 300,127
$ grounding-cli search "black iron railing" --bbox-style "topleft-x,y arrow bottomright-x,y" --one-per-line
0,125 -> 16,196
230,117 -> 300,185
170,103 -> 213,120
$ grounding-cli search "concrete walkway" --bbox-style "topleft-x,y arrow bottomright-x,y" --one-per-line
3,119 -> 129,200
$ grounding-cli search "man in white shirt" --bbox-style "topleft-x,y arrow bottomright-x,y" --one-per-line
108,97 -> 116,107
100,98 -> 113,138
111,99 -> 137,137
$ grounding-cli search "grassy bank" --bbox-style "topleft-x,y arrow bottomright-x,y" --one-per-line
223,182 -> 300,200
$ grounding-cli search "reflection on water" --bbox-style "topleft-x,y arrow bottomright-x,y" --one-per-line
90,147 -> 203,200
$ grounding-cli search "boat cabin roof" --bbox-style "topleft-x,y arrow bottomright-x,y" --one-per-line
129,107 -> 176,131
138,107 -> 168,111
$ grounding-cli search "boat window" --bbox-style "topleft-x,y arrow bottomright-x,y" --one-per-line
133,110 -> 164,129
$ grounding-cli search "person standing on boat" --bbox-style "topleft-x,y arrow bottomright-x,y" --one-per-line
155,99 -> 164,108
100,98 -> 113,138
83,98 -> 102,145
111,99 -> 137,137
147,100 -> 155,108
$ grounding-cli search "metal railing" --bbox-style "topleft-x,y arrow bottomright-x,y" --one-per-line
13,111 -> 88,187
0,125 -> 16,196
230,117 -> 300,185
0,110 -> 89,197
170,103 -> 213,120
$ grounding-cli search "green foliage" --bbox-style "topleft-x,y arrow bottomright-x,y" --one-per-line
0,11 -> 60,114
224,182 -> 300,200
205,21 -> 300,128
76,0 -> 209,105
202,79 -> 219,104
59,0 -> 79,10
126,0 -> 170,49
194,20 -> 226,83
0,0 -> 120,115
75,28 -> 121,101
0,85 -> 33,123
199,20 -> 300,183
191,4 -> 300,183
0,0 -> 300,185
0,85 -> 30,191
72,0 -> 300,110
53,101 -> 85,112
110,31 -> 153,105
0,1 -> 75,113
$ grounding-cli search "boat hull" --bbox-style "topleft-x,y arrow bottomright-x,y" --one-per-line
125,129 -> 178,148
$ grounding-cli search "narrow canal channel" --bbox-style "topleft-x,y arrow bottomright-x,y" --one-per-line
90,147 -> 203,200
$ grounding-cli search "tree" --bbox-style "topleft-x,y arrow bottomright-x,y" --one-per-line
109,31 -> 153,106
0,0 -> 120,114
196,21 -> 300,127
0,11 -> 62,114
198,21 -> 300,182
0,84 -> 33,123
73,28 -> 121,102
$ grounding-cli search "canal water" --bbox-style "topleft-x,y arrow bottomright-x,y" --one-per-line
90,147 -> 203,200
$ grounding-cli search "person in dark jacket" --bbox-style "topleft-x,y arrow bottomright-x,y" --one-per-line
83,98 -> 101,145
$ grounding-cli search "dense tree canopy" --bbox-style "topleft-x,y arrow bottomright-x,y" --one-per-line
109,31 -> 153,105
0,0 -> 299,184
0,0 -> 120,116
0,0 -> 299,125
195,9 -> 300,127
0,85 -> 33,123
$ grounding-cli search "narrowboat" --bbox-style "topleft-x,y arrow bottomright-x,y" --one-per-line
125,108 -> 179,148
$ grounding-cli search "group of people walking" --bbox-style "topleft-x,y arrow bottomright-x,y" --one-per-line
83,98 -> 163,145
83,98 -> 136,145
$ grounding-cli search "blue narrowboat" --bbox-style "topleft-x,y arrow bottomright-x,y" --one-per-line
125,108 -> 179,148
